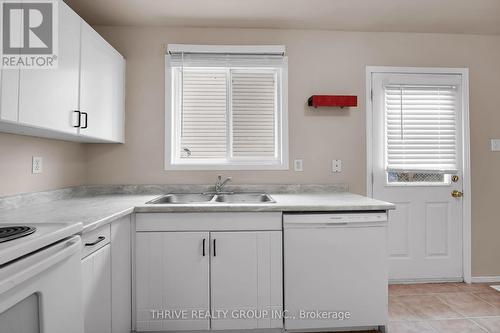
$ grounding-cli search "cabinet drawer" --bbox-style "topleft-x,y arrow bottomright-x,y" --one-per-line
81,224 -> 111,259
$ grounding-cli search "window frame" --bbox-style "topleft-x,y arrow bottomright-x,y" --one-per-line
164,50 -> 289,171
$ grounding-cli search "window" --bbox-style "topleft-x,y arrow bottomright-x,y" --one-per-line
165,45 -> 288,170
384,79 -> 460,185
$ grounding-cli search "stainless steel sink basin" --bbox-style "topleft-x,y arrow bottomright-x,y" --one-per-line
147,193 -> 276,204
214,193 -> 275,204
146,193 -> 214,204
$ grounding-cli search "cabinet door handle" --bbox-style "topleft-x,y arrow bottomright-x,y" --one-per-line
202,238 -> 206,256
81,112 -> 88,129
73,110 -> 81,128
213,239 -> 216,257
85,236 -> 105,247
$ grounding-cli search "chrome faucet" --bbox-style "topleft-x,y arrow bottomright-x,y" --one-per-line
215,175 -> 232,194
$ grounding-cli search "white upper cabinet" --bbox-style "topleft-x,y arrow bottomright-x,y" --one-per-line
0,0 -> 125,143
0,68 -> 19,123
18,1 -> 80,135
79,21 -> 125,142
0,13 -> 20,123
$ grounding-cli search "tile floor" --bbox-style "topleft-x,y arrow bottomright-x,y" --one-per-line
388,283 -> 500,333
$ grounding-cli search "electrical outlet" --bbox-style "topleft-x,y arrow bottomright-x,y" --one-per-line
294,159 -> 304,172
332,159 -> 342,173
32,156 -> 43,174
491,139 -> 500,151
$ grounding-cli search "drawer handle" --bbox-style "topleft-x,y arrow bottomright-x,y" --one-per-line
85,236 -> 105,247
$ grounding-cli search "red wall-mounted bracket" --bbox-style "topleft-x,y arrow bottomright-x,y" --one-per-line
308,95 -> 358,108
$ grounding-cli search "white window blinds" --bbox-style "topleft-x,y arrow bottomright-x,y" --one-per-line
385,85 -> 458,173
181,69 -> 227,158
167,45 -> 288,169
232,70 -> 277,157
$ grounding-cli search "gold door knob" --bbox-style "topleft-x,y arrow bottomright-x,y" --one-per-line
451,190 -> 463,198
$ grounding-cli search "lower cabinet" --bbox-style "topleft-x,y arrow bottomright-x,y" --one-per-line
81,216 -> 131,333
136,232 -> 210,331
135,229 -> 282,331
82,244 -> 112,333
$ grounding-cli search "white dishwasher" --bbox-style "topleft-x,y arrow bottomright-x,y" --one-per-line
284,212 -> 388,331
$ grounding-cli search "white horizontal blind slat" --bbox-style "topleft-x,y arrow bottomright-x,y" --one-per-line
231,70 -> 277,158
181,69 -> 227,158
169,53 -> 286,68
385,85 -> 458,172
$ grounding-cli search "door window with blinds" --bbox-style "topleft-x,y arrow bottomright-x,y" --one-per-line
165,45 -> 288,170
383,75 -> 462,185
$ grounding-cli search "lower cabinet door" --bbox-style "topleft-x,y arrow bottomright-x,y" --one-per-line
81,244 -> 112,333
135,232 -> 210,331
210,231 -> 283,330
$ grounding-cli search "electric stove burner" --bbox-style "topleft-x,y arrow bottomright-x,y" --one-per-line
0,226 -> 36,243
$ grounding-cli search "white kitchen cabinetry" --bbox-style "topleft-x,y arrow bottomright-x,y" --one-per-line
136,232 -> 210,331
134,212 -> 283,332
81,216 -> 132,333
210,231 -> 282,330
18,0 -> 80,135
79,21 -> 125,142
0,69 -> 19,123
0,0 -> 125,143
82,244 -> 112,333
111,216 -> 132,333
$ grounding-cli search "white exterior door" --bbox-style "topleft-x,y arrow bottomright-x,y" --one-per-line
135,232 -> 210,331
210,231 -> 282,330
371,72 -> 465,281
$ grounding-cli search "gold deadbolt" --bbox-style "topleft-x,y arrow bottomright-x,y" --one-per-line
452,175 -> 459,182
451,190 -> 463,198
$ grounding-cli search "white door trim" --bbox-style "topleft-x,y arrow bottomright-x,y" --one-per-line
365,66 -> 471,283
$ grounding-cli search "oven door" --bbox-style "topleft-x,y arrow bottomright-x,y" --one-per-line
0,235 -> 83,333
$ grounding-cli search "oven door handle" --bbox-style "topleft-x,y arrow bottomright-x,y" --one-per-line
0,236 -> 81,295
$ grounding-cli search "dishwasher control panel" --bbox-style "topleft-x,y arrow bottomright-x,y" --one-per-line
283,212 -> 388,225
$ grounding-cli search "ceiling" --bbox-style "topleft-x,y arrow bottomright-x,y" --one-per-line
64,0 -> 500,35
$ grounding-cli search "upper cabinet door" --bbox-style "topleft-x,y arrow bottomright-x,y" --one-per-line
79,22 -> 125,142
0,7 -> 21,123
210,231 -> 283,330
18,1 -> 80,134
0,67 -> 19,123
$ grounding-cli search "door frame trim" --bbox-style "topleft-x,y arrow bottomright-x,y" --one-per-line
365,66 -> 471,283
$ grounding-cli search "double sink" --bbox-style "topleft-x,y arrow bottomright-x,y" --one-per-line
147,193 -> 276,205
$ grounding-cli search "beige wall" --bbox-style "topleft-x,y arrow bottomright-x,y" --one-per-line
0,133 -> 87,196
1,26 -> 499,276
87,26 -> 500,277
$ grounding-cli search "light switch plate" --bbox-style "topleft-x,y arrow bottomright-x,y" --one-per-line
332,159 -> 342,173
294,159 -> 303,172
491,139 -> 500,152
32,156 -> 43,174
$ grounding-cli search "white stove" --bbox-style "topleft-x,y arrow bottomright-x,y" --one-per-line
0,222 -> 82,266
0,222 -> 84,333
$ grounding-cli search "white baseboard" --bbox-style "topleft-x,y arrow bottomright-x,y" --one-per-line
389,277 -> 462,284
471,276 -> 500,283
